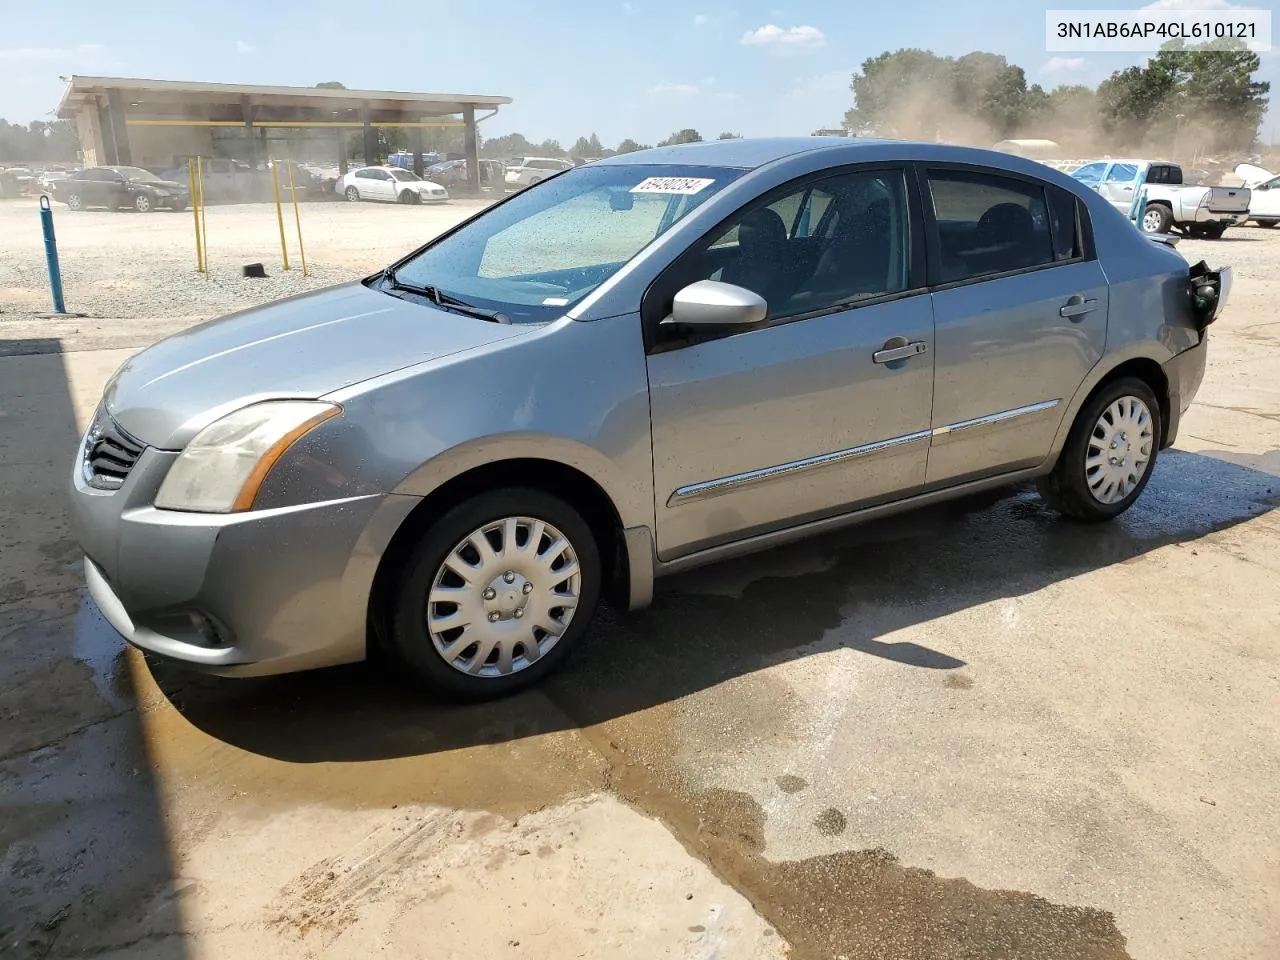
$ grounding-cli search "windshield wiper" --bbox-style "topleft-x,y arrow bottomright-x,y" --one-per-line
379,269 -> 510,324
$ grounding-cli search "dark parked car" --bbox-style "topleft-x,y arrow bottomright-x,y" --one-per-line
52,166 -> 190,212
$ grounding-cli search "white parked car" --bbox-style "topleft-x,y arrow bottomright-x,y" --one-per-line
504,157 -> 573,189
1234,165 -> 1279,227
338,166 -> 449,204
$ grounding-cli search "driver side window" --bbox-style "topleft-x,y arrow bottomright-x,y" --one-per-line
675,169 -> 910,321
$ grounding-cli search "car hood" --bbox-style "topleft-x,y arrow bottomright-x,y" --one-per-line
103,281 -> 533,449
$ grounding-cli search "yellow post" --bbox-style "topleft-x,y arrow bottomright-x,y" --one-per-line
285,161 -> 308,278
196,156 -> 209,280
270,160 -> 290,271
187,158 -> 204,272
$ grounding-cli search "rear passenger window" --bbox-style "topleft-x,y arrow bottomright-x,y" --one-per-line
1047,186 -> 1082,261
926,171 -> 1055,283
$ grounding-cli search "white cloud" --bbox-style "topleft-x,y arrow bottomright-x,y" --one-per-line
650,82 -> 699,95
235,40 -> 258,55
741,24 -> 826,48
0,43 -> 106,61
693,13 -> 712,25
1041,56 -> 1088,76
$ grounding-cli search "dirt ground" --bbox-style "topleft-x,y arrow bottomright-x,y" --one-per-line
1,196 -> 1278,960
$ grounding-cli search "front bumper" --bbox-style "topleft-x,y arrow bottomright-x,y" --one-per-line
70,443 -> 420,676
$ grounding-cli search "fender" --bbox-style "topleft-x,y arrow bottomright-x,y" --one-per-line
1044,340 -> 1176,463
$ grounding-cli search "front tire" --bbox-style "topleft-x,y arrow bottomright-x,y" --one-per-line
388,488 -> 601,700
399,190 -> 420,205
1140,204 -> 1173,234
345,186 -> 360,202
66,193 -> 83,211
134,193 -> 153,213
1037,377 -> 1161,521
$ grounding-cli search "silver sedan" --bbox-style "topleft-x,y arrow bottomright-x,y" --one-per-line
69,137 -> 1230,699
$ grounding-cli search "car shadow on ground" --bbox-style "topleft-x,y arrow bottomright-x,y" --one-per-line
152,447 -> 1279,765
0,338 -> 189,959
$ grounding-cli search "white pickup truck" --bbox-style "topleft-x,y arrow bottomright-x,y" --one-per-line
1069,159 -> 1251,238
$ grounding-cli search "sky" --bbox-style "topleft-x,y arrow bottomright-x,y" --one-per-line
1,0 -> 1275,148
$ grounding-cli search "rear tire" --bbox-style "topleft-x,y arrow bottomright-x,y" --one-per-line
1140,204 -> 1173,234
387,488 -> 601,700
1253,219 -> 1277,229
170,200 -> 188,212
1199,223 -> 1226,239
1037,377 -> 1162,521
345,186 -> 360,202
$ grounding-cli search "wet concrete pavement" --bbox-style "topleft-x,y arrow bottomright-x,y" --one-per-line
3,235 -> 1279,959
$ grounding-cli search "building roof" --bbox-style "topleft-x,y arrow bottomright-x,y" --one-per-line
57,76 -> 511,121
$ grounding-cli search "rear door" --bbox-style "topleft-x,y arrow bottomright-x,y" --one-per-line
645,165 -> 936,559
922,166 -> 1107,486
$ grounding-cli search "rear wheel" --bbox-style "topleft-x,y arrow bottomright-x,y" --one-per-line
1199,223 -> 1226,239
1038,377 -> 1161,521
345,185 -> 360,202
1254,219 -> 1278,228
388,488 -> 601,700
1140,204 -> 1173,234
170,200 -> 188,212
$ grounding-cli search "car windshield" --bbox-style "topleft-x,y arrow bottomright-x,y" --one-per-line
113,166 -> 165,182
386,163 -> 745,324
390,169 -> 421,182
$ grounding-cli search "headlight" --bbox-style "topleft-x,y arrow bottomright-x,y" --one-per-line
154,401 -> 340,513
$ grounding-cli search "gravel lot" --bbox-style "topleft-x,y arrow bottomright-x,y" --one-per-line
0,197 -> 490,348
2,194 -> 1278,960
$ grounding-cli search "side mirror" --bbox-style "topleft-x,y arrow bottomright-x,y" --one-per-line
609,189 -> 633,211
663,280 -> 768,329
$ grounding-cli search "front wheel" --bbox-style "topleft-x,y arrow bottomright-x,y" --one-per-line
398,190 -> 420,205
345,186 -> 360,202
1037,377 -> 1162,521
66,193 -> 83,211
134,193 -> 153,213
388,488 -> 601,700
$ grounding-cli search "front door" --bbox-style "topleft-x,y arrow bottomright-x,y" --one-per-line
1098,161 -> 1140,212
646,166 -> 936,559
921,166 -> 1108,485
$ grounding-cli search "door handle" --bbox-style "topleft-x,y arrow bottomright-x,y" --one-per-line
873,339 -> 929,364
1060,297 -> 1099,319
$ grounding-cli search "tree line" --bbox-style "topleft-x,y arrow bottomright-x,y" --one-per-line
0,120 -> 80,164
843,39 -> 1269,153
480,128 -> 741,160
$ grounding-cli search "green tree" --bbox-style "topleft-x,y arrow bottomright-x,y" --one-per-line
1181,40 -> 1269,150
0,119 -> 81,162
570,133 -> 604,158
615,138 -> 650,154
656,128 -> 703,146
716,131 -> 742,139
314,81 -> 347,89
845,48 -> 954,136
482,132 -> 536,158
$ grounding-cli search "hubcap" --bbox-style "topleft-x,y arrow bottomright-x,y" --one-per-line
427,516 -> 581,678
1086,395 -> 1154,504
1141,209 -> 1162,232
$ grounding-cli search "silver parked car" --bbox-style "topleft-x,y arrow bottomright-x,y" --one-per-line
70,138 -> 1230,699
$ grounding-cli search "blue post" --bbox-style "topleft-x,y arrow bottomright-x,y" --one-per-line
39,195 -> 67,314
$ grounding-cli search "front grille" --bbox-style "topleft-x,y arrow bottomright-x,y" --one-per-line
82,410 -> 145,491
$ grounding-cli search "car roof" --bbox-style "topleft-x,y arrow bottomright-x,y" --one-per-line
594,137 -> 1103,185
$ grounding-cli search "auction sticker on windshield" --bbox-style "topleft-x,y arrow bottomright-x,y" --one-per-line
630,177 -> 717,195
